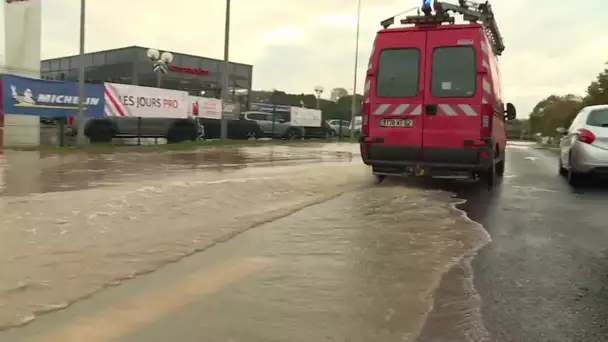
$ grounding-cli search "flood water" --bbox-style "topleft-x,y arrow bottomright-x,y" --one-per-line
0,143 -> 489,338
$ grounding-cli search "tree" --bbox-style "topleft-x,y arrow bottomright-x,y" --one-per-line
528,94 -> 582,135
528,61 -> 607,136
249,89 -> 363,121
582,62 -> 608,106
329,88 -> 349,102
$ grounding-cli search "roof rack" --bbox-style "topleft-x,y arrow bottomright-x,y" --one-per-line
380,0 -> 505,56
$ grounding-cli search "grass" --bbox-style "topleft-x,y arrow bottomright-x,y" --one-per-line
5,138 -> 354,154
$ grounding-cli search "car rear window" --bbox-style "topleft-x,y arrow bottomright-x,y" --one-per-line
431,46 -> 476,98
376,48 -> 420,98
586,109 -> 608,127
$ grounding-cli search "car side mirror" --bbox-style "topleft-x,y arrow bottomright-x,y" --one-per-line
504,103 -> 516,120
556,127 -> 568,135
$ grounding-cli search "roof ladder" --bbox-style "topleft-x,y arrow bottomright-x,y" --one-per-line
433,0 -> 505,55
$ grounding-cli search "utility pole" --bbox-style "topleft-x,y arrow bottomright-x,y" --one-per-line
350,0 -> 362,139
76,0 -> 87,146
219,0 -> 231,140
350,0 -> 361,139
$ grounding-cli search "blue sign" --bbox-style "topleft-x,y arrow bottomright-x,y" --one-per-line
1,75 -> 105,117
250,102 -> 291,113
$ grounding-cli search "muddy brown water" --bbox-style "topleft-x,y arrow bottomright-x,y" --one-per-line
0,144 -> 489,339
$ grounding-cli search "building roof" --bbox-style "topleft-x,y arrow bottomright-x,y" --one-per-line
42,45 -> 252,67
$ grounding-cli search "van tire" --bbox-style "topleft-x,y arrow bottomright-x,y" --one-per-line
373,174 -> 386,184
167,121 -> 197,144
284,128 -> 302,140
480,160 -> 497,188
87,122 -> 113,144
496,159 -> 505,177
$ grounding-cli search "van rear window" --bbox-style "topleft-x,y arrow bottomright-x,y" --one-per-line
586,109 -> 608,127
431,47 -> 476,98
376,48 -> 420,97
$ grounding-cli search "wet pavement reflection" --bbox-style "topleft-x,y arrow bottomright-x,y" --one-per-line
0,144 -> 354,196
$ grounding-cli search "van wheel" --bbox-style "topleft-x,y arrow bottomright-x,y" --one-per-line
496,159 -> 505,177
246,131 -> 258,140
87,123 -> 113,144
373,174 -> 386,184
480,161 -> 497,187
167,123 -> 197,143
285,128 -> 302,140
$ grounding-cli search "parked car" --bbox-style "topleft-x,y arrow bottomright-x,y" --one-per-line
327,119 -> 352,137
198,117 -> 263,140
302,120 -> 333,139
556,104 -> 608,186
241,111 -> 304,139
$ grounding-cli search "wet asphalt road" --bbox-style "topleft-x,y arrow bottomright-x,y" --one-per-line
419,143 -> 608,342
2,142 -> 608,341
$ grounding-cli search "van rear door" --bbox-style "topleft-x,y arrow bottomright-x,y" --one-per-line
368,30 -> 426,163
422,28 -> 482,164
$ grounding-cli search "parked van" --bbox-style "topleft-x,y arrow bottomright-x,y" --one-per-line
359,0 -> 516,186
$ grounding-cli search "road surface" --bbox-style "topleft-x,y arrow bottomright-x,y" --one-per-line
1,142 -> 608,342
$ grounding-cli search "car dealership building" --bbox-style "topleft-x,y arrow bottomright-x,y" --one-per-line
40,46 -> 253,100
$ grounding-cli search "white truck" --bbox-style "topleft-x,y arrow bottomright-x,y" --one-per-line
68,83 -> 200,143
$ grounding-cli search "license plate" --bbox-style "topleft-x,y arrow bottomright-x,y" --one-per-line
379,118 -> 413,128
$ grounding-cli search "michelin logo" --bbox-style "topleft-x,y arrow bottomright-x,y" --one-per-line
10,85 -> 100,107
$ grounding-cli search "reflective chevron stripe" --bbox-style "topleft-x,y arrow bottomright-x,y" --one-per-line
372,103 -> 479,116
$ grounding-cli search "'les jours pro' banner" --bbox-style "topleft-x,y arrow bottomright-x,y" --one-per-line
3,0 -> 42,78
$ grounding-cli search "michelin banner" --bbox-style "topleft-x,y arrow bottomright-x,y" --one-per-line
1,75 -> 106,117
3,0 -> 42,78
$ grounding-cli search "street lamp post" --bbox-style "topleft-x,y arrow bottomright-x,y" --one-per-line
350,0 -> 362,139
314,85 -> 324,109
147,49 -> 173,88
76,0 -> 87,146
219,0 -> 231,140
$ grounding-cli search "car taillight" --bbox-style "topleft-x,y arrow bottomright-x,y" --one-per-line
67,116 -> 75,125
480,103 -> 493,138
361,101 -> 370,136
577,128 -> 595,144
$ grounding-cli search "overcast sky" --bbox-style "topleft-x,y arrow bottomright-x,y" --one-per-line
2,0 -> 607,117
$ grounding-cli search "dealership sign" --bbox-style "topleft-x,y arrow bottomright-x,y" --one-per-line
188,96 -> 221,120
168,65 -> 210,75
104,83 -> 188,119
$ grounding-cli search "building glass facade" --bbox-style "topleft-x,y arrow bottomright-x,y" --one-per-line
40,46 -> 253,101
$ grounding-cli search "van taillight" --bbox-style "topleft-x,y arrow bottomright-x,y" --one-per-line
361,102 -> 370,136
480,104 -> 493,138
67,116 -> 75,125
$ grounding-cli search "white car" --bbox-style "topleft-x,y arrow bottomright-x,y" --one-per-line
557,104 -> 608,186
326,119 -> 351,137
